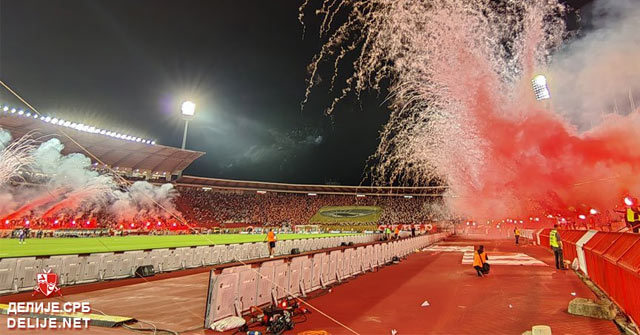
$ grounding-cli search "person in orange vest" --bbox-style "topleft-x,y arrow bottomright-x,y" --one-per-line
394,226 -> 400,239
266,228 -> 277,258
473,245 -> 489,277
514,227 -> 521,245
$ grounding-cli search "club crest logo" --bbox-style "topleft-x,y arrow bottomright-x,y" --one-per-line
33,269 -> 61,297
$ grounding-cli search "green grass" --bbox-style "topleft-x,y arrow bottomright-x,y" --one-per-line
0,233 -> 356,258
309,206 -> 383,224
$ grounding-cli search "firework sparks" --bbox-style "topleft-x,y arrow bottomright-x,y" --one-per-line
0,129 -> 36,185
305,0 -> 640,219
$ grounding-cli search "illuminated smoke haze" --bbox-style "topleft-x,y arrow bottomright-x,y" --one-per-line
0,131 -> 180,223
303,0 -> 640,220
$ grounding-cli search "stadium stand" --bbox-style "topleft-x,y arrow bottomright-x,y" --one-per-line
175,186 -> 442,229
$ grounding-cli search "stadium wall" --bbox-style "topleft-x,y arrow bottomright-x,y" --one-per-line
520,229 -> 640,327
0,234 -> 382,295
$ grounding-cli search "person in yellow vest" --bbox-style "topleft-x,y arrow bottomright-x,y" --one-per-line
472,245 -> 489,277
514,227 -> 521,245
549,224 -> 566,270
266,229 -> 277,258
626,207 -> 640,233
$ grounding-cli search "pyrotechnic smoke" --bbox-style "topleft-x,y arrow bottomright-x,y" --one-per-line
0,131 -> 181,224
550,0 -> 640,128
304,0 -> 640,220
110,182 -> 181,224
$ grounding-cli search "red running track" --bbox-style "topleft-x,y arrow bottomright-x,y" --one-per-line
0,237 -> 621,334
291,237 -> 619,335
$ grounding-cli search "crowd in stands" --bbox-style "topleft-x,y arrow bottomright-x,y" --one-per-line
1,186 -> 438,236
176,187 -> 437,228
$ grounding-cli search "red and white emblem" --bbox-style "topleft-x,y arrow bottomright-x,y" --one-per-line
33,269 -> 61,297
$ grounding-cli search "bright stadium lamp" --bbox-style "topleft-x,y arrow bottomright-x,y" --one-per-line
181,101 -> 196,116
180,100 -> 196,149
532,74 -> 551,101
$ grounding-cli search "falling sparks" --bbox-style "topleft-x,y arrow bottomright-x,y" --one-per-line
304,0 -> 640,220
0,130 -> 36,185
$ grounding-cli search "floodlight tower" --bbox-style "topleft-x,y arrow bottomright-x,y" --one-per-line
532,74 -> 551,110
180,101 -> 196,150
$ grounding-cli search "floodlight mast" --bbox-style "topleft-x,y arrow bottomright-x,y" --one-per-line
181,101 -> 196,150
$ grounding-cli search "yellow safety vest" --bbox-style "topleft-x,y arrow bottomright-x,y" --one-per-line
549,229 -> 559,248
627,208 -> 636,222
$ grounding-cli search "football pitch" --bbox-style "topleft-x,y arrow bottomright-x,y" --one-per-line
0,233 -> 355,258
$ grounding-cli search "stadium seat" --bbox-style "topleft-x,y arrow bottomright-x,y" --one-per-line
14,257 -> 40,292
0,258 -> 17,294
288,256 -> 304,297
60,255 -> 83,286
328,250 -> 340,285
205,272 -> 239,324
273,262 -> 289,300
236,268 -> 258,313
311,253 -> 324,290
256,260 -> 279,306
342,248 -> 352,278
77,254 -> 103,284
301,256 -> 313,295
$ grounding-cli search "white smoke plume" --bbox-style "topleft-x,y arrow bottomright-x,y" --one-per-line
110,182 -> 181,223
0,130 -> 182,224
550,0 -> 640,128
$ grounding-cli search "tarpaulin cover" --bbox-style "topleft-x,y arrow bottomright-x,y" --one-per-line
559,230 -> 587,263
600,233 -> 638,306
617,237 -> 640,326
582,232 -> 620,290
538,228 -> 553,248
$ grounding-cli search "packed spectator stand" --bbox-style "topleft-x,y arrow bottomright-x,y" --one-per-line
175,186 -> 438,228
1,182 -> 440,237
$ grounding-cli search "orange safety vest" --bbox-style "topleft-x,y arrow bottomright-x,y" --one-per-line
267,231 -> 276,242
473,251 -> 487,267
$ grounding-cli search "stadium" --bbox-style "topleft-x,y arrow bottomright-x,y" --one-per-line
1,1 -> 640,335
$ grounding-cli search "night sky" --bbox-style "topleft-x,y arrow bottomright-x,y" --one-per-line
0,0 -> 593,185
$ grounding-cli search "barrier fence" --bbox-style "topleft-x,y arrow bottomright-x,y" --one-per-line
521,229 -> 640,326
203,232 -> 449,327
0,234 -> 383,295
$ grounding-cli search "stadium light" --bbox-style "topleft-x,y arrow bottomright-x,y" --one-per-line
1,102 -> 156,145
578,214 -> 586,220
589,208 -> 598,215
180,101 -> 196,150
624,196 -> 634,206
532,75 -> 551,101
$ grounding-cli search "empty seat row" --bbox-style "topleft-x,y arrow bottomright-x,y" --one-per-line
204,232 -> 449,326
0,234 -> 379,294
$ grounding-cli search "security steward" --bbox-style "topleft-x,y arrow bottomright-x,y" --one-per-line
514,227 -> 521,245
549,224 -> 566,270
626,207 -> 640,233
266,229 -> 277,258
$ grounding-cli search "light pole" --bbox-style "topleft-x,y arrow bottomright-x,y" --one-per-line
180,101 -> 196,150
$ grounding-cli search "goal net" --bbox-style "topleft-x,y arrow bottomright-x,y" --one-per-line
294,224 -> 321,234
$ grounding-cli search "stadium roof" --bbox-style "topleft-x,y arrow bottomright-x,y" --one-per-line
177,175 -> 447,197
1,113 -> 204,174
